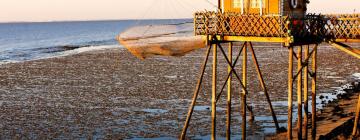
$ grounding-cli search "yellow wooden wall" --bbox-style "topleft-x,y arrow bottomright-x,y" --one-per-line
222,0 -> 306,16
223,0 -> 280,15
223,0 -> 240,13
268,0 -> 280,14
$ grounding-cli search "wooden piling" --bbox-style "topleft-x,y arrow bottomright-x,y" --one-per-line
297,46 -> 303,140
304,45 -> 309,139
311,44 -> 318,140
352,94 -> 360,136
216,41 -> 255,122
226,42 -> 232,140
288,46 -> 294,140
249,43 -> 280,130
212,43 -> 217,140
180,41 -> 212,140
218,0 -> 222,12
242,42 -> 247,140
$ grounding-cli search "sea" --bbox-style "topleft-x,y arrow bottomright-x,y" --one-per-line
0,19 -> 191,64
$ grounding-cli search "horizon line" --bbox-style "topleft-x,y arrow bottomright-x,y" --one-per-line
0,17 -> 193,24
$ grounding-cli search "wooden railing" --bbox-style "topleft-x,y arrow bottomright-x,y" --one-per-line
323,14 -> 359,40
194,11 -> 360,43
194,11 -> 290,37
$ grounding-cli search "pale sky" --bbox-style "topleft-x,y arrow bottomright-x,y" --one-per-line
0,0 -> 359,22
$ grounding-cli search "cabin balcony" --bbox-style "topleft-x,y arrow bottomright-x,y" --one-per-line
194,11 -> 360,45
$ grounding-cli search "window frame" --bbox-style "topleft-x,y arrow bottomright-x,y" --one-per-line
232,0 -> 242,8
250,0 -> 265,8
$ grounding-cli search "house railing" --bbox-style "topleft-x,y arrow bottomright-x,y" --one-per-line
194,11 -> 289,37
194,11 -> 360,43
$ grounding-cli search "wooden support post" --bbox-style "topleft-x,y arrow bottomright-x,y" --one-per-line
352,94 -> 360,136
259,0 -> 263,15
245,0 -> 250,13
311,45 -> 317,140
288,46 -> 294,140
218,0 -> 221,12
241,0 -> 244,14
242,43 -> 247,140
304,45 -> 309,140
226,42 -> 232,140
297,46 -> 303,140
249,43 -> 280,131
216,43 -> 245,103
212,43 -> 218,140
180,42 -> 212,140
216,42 -> 254,121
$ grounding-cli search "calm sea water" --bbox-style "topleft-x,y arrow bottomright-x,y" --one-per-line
0,19 -> 190,63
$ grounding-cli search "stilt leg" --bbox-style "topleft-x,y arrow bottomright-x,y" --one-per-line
226,42 -> 232,140
352,94 -> 360,136
214,41 -> 250,140
288,46 -> 294,140
216,43 -> 245,104
304,45 -> 309,140
180,44 -> 212,140
242,43 -> 247,140
212,43 -> 217,140
249,43 -> 280,131
311,45 -> 317,140
216,42 -> 254,120
297,46 -> 303,140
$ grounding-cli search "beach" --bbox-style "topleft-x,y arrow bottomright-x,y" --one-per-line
0,43 -> 359,139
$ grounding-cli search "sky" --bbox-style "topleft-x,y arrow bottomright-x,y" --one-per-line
0,0 -> 359,22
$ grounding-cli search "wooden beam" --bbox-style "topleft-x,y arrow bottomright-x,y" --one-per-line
242,42 -> 247,140
218,0 -> 221,12
202,35 -> 289,43
288,46 -> 294,140
297,46 -> 303,140
212,43 -> 217,140
180,43 -> 212,140
249,42 -> 280,131
304,45 -> 309,140
226,42 -> 232,140
352,95 -> 360,136
311,44 -> 318,140
328,41 -> 360,59
335,39 -> 360,43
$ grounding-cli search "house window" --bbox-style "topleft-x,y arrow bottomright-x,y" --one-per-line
233,0 -> 242,8
251,0 -> 265,8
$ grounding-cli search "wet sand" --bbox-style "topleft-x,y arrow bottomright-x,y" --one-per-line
0,43 -> 359,139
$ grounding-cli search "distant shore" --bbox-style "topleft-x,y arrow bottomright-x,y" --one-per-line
0,44 -> 359,139
0,18 -> 192,24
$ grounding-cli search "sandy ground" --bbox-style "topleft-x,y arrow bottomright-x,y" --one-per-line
0,43 -> 359,139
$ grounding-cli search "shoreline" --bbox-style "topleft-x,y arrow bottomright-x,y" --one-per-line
0,45 -> 121,66
269,82 -> 360,139
0,44 -> 359,139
